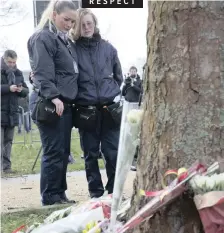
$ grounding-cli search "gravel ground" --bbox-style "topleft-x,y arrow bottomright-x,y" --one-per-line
1,170 -> 136,213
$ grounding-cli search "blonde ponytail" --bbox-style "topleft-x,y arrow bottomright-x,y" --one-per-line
36,0 -> 57,30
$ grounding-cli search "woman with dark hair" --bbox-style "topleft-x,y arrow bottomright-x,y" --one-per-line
27,0 -> 78,206
71,9 -> 123,198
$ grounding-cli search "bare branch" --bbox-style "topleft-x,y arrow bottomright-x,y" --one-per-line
0,6 -> 12,17
0,0 -> 29,26
0,12 -> 29,27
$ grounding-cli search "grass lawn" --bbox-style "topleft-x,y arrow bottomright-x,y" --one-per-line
2,125 -> 104,177
1,204 -> 72,233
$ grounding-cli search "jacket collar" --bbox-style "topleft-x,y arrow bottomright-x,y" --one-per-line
44,21 -> 68,42
76,33 -> 101,49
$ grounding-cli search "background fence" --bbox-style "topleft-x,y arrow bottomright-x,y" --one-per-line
13,107 -> 80,147
12,107 -> 82,172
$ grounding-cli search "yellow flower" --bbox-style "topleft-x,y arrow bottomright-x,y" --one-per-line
95,227 -> 101,233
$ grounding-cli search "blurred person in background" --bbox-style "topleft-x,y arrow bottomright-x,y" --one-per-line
27,0 -> 78,206
71,8 -> 123,198
122,66 -> 142,103
1,50 -> 29,174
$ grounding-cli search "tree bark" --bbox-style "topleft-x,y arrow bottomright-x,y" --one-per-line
128,1 -> 224,233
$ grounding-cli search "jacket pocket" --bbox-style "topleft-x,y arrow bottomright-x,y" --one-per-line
99,77 -> 120,102
31,98 -> 60,125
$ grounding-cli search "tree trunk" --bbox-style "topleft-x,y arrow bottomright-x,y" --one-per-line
128,1 -> 224,233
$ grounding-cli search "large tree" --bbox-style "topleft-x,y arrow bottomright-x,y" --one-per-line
128,1 -> 224,233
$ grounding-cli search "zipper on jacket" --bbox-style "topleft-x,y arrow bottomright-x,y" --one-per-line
89,43 -> 100,104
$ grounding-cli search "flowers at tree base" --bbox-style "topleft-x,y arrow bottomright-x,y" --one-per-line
189,173 -> 224,195
83,221 -> 101,233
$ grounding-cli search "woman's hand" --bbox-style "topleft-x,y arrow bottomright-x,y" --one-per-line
51,98 -> 64,116
10,85 -> 18,92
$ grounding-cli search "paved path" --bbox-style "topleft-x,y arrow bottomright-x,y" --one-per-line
1,170 -> 136,213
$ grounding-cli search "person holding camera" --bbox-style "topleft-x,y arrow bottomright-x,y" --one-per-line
27,0 -> 78,206
71,8 -> 123,198
122,66 -> 142,103
1,50 -> 29,174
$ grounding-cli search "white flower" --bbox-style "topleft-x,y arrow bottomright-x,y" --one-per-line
189,175 -> 199,190
205,177 -> 215,190
189,175 -> 207,194
211,173 -> 224,190
126,109 -> 143,124
190,172 -> 224,194
195,175 -> 207,189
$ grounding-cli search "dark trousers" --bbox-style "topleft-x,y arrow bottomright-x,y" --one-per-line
79,114 -> 120,198
64,109 -> 72,161
37,108 -> 72,204
1,126 -> 15,171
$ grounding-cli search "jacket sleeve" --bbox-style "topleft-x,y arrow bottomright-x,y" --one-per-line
19,81 -> 29,98
132,82 -> 142,93
112,47 -> 123,87
28,33 -> 60,100
122,84 -> 127,96
15,70 -> 29,97
1,85 -> 10,95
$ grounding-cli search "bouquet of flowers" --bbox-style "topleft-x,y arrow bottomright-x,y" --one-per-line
189,161 -> 224,233
13,196 -> 113,233
109,101 -> 143,231
117,160 -> 207,233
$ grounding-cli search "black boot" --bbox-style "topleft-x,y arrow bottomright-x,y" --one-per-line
60,193 -> 76,204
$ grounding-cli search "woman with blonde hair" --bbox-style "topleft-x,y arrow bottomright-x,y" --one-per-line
27,0 -> 78,206
71,8 -> 123,198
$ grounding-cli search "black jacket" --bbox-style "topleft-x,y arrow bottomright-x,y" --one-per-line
122,75 -> 142,102
27,22 -> 79,103
74,34 -> 123,106
1,58 -> 29,127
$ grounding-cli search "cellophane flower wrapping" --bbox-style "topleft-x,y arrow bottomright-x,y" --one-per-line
109,101 -> 143,231
190,172 -> 224,233
194,191 -> 224,233
29,207 -> 105,233
17,196 -> 113,233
